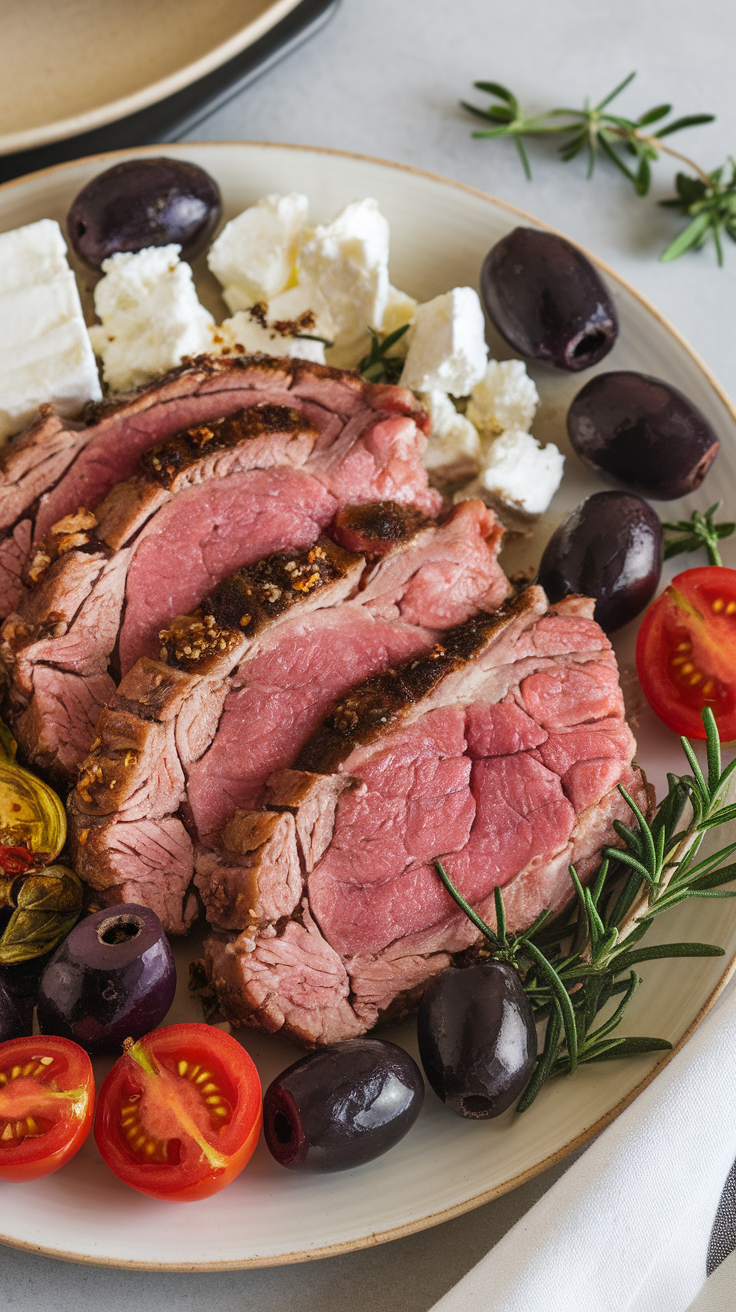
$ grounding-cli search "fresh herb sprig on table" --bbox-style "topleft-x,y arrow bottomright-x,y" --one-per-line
662,502 -> 735,567
435,707 -> 736,1110
462,74 -> 736,264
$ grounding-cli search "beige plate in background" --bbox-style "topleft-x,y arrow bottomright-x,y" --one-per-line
0,0 -> 305,156
0,143 -> 734,1269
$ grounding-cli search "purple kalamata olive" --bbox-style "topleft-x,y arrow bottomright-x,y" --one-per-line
0,950 -> 53,1021
537,491 -> 663,633
417,961 -> 536,1118
67,157 -> 222,268
264,1039 -> 424,1171
480,227 -> 619,371
567,371 -> 720,500
0,979 -> 31,1042
37,904 -> 176,1054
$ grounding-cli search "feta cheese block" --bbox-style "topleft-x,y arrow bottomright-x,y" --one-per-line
421,389 -> 481,488
89,245 -> 215,392
300,199 -> 390,363
381,284 -> 417,355
208,193 -> 309,312
473,428 -> 565,517
0,218 -> 101,442
400,287 -> 488,395
467,358 -> 539,439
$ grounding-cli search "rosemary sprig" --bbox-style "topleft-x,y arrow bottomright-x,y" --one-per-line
435,707 -> 736,1110
660,162 -> 736,266
359,324 -> 410,384
662,503 -> 735,566
463,74 -> 736,264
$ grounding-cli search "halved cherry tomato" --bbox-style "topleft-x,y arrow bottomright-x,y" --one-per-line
0,1035 -> 94,1181
636,566 -> 736,742
94,1023 -> 262,1202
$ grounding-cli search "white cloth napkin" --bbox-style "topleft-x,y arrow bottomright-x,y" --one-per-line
429,980 -> 736,1312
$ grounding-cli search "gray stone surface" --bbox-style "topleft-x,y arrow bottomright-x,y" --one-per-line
2,0 -> 734,1305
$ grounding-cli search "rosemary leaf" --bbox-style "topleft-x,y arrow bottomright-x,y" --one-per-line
516,1000 -> 563,1112
612,942 -> 725,973
576,1036 -> 673,1063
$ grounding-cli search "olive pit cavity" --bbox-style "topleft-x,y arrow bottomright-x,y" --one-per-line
273,1111 -> 293,1144
98,915 -> 144,946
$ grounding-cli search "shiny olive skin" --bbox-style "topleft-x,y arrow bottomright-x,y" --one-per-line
0,979 -> 31,1041
67,158 -> 222,268
0,951 -> 53,1034
567,371 -> 720,499
417,961 -> 536,1119
538,491 -> 663,633
37,904 -> 176,1054
263,1039 -> 424,1171
480,228 -> 618,371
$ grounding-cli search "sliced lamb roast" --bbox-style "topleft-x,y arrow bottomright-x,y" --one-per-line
199,587 -> 651,1047
67,500 -> 509,933
1,359 -> 443,778
0,353 -> 431,618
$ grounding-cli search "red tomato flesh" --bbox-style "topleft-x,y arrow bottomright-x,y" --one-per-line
0,1036 -> 94,1181
636,566 -> 736,741
94,1023 -> 262,1202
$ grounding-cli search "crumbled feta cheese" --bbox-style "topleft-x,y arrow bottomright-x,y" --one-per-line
299,199 -> 390,363
381,285 -> 417,355
400,287 -> 488,396
0,219 -> 101,442
467,359 -> 539,438
208,193 -> 309,312
476,429 -> 564,517
89,245 -> 215,392
421,390 -> 481,487
218,308 -> 326,365
266,282 -> 336,344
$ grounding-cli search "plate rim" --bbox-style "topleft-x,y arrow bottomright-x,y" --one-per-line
0,0 -> 304,156
0,138 -> 735,1270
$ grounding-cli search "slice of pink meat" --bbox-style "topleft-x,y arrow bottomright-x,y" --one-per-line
118,469 -> 336,674
186,606 -> 434,844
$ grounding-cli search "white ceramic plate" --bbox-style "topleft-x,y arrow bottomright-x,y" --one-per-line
0,143 -> 735,1271
0,1 -> 306,156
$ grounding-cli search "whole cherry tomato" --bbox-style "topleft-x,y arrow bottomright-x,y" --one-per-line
0,1035 -> 93,1181
636,566 -> 736,742
94,1023 -> 262,1202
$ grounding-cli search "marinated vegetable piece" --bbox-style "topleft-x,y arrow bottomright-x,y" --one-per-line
0,1035 -> 93,1181
263,1040 -> 424,1171
37,904 -> 176,1054
567,371 -> 720,499
636,566 -> 736,741
67,158 -> 222,268
417,961 -> 537,1118
0,758 -> 66,865
480,228 -> 618,371
0,864 -> 83,965
537,491 -> 663,632
94,1023 -> 261,1201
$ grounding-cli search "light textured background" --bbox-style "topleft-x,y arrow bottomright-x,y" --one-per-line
1,0 -> 735,1305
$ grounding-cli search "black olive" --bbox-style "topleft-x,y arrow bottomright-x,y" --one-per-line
567,371 -> 719,499
537,491 -> 663,632
37,904 -> 176,1054
67,158 -> 222,268
417,960 -> 537,1118
0,979 -> 32,1041
480,227 -> 618,371
263,1039 -> 424,1171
